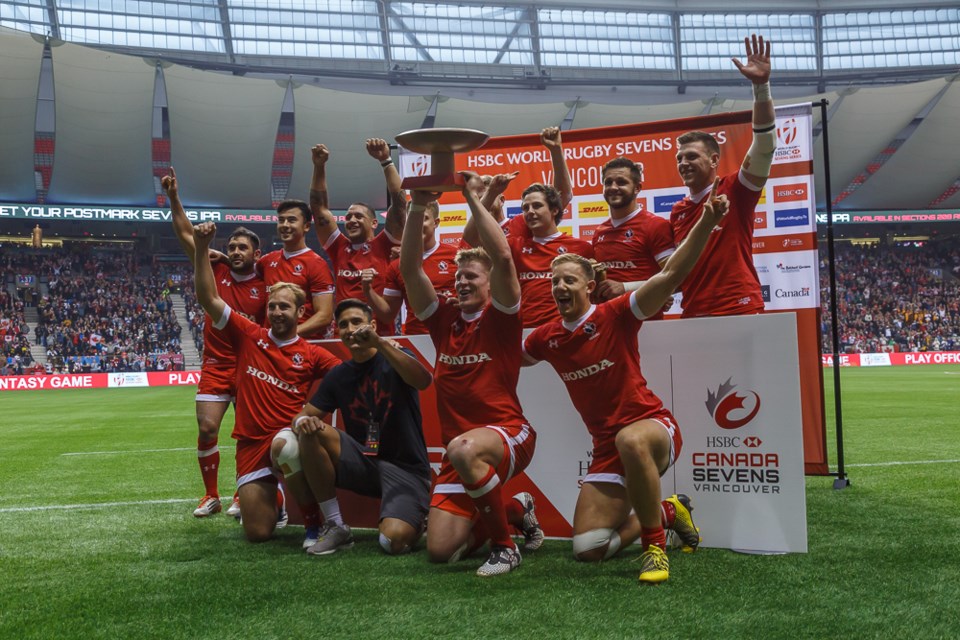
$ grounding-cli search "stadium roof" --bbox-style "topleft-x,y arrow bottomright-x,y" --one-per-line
0,1 -> 959,211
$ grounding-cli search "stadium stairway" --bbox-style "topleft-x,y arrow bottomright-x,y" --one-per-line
170,294 -> 202,368
25,320 -> 47,365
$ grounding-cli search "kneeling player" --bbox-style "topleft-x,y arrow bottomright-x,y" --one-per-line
522,180 -> 728,583
291,299 -> 433,555
193,222 -> 340,543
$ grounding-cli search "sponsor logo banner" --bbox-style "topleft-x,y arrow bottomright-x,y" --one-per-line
0,370 -> 201,392
774,207 -> 810,228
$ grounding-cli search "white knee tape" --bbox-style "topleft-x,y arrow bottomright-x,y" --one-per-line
572,528 -> 621,559
379,533 -> 394,554
272,429 -> 301,476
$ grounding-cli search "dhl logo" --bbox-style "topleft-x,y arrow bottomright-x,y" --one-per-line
559,225 -> 573,235
440,210 -> 468,227
577,201 -> 608,218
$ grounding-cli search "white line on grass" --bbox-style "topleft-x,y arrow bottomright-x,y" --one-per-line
847,458 -> 960,468
0,498 -> 195,513
61,446 -> 234,456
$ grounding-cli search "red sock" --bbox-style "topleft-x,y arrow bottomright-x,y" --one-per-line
464,518 -> 489,557
300,502 -> 321,529
463,466 -> 514,549
661,499 -> 676,529
505,495 -> 525,527
197,438 -> 219,497
641,525 -> 667,551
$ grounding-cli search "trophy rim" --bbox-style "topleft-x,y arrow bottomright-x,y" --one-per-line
395,128 -> 490,154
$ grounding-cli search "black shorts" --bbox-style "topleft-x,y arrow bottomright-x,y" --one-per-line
335,430 -> 431,531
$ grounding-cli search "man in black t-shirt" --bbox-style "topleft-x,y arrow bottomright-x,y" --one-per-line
292,299 -> 433,555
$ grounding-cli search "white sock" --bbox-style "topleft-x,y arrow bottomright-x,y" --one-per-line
319,497 -> 343,526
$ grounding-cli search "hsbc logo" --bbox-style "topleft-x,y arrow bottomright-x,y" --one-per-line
754,211 -> 767,229
774,183 -> 808,203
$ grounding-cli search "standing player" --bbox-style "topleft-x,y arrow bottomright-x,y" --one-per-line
462,129 -> 589,327
400,174 -> 543,577
291,299 -> 433,556
523,181 -> 729,584
671,34 -> 777,317
163,168 -> 265,518
368,200 -> 459,335
257,200 -> 334,337
591,158 -> 676,319
193,222 -> 341,543
309,140 -> 407,335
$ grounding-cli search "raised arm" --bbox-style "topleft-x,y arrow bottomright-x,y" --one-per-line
399,192 -> 440,317
297,294 -> 333,338
192,222 -> 226,324
366,138 -> 406,241
541,127 -> 573,210
361,268 -> 402,328
634,179 -> 729,318
354,325 -> 433,390
162,167 -> 198,265
462,171 -> 521,309
309,143 -> 339,246
464,171 -> 519,248
733,34 -> 777,188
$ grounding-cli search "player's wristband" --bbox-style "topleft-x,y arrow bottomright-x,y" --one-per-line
294,415 -> 309,429
753,82 -> 772,102
409,204 -> 426,214
380,159 -> 394,167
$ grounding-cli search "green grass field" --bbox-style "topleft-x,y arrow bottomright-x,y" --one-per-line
2,365 -> 959,639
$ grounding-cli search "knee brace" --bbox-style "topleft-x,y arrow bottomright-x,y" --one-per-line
572,528 -> 621,560
272,429 -> 301,477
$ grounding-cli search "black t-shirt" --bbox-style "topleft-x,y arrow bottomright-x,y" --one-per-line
309,349 -> 430,478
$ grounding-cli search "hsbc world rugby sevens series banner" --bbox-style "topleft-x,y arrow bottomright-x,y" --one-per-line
400,104 -> 827,476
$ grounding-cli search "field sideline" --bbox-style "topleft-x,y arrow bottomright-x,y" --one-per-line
2,365 -> 959,639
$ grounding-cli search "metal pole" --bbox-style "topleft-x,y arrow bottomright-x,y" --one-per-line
819,98 -> 850,489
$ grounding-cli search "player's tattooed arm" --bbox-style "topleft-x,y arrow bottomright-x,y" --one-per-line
309,144 -> 338,243
192,222 -> 227,324
400,191 -> 441,317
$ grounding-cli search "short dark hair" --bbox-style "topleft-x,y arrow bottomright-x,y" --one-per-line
335,298 -> 373,322
349,201 -> 377,220
601,157 -> 642,186
276,199 -> 312,225
677,130 -> 721,157
228,226 -> 260,250
521,183 -> 564,224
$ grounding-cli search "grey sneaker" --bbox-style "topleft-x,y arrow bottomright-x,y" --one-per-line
513,492 -> 545,551
476,545 -> 521,577
306,522 -> 354,556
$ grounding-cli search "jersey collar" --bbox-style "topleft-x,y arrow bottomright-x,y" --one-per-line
609,205 -> 643,228
230,270 -> 258,282
562,304 -> 597,332
282,247 -> 311,259
532,231 -> 562,243
268,330 -> 300,347
689,183 -> 713,204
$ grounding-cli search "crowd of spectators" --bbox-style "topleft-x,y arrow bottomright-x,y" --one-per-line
4,234 -> 960,377
1,244 -> 185,374
1,289 -> 35,375
820,237 -> 960,353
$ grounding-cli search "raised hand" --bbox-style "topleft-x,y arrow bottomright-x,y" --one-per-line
540,127 -> 562,151
161,167 -> 177,197
459,171 -> 486,198
360,268 -> 378,292
366,138 -> 391,162
489,171 -> 520,196
193,222 -> 217,247
311,143 -> 330,166
701,178 -> 729,227
731,34 -> 771,85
